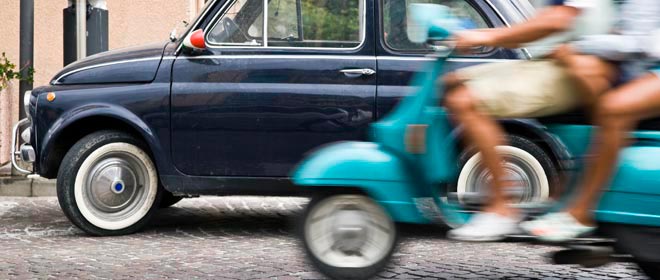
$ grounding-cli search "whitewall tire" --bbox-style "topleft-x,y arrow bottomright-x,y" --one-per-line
454,135 -> 558,206
57,131 -> 163,236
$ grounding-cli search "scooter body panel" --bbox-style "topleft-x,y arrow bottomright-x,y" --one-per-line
545,125 -> 593,161
292,141 -> 430,224
596,145 -> 660,226
547,125 -> 660,226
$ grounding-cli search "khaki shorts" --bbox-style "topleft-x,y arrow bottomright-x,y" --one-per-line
457,60 -> 582,118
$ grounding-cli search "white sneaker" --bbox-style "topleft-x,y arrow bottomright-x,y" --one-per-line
520,212 -> 595,242
447,212 -> 521,242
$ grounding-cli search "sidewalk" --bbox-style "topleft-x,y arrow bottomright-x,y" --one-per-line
0,163 -> 55,197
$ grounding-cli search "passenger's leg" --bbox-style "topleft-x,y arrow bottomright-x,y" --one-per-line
569,74 -> 660,225
444,85 -> 517,217
522,74 -> 660,241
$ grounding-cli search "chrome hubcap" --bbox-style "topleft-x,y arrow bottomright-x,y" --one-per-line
82,152 -> 150,221
305,195 -> 395,268
464,155 -> 544,204
331,208 -> 370,254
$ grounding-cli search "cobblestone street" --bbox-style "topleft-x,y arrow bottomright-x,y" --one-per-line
0,197 -> 648,279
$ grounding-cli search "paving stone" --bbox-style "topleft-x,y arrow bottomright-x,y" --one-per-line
0,197 -> 649,279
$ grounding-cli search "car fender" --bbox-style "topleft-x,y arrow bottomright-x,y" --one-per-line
450,119 -> 575,170
40,103 -> 164,174
502,119 -> 574,167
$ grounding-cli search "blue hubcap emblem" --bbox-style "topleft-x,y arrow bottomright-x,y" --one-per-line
111,180 -> 126,194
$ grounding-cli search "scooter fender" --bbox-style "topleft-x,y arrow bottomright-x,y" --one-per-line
293,141 -> 430,224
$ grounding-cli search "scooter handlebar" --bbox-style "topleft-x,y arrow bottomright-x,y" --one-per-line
426,38 -> 457,56
409,4 -> 463,44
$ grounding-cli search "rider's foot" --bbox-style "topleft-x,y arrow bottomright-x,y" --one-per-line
520,212 -> 596,242
483,203 -> 519,218
568,208 -> 596,227
447,212 -> 521,242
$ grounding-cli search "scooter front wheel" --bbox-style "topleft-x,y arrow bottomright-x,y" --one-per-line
301,194 -> 397,280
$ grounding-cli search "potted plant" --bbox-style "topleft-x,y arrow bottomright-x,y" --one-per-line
0,52 -> 34,168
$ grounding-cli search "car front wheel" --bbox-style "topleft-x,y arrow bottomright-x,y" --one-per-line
57,130 -> 162,236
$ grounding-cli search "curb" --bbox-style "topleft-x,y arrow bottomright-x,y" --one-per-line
0,176 -> 56,197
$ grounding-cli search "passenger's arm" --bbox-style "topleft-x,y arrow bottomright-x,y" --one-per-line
456,5 -> 580,50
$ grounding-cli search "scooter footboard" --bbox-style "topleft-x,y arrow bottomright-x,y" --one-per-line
292,141 -> 430,224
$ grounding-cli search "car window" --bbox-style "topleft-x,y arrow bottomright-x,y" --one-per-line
207,0 -> 265,46
207,0 -> 364,49
382,0 -> 489,52
268,0 -> 363,48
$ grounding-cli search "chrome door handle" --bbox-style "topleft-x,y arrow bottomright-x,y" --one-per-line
340,68 -> 376,77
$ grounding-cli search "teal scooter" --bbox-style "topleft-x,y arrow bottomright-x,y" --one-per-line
292,4 -> 660,279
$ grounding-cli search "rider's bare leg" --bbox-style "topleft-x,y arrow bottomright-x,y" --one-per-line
444,85 -> 517,217
568,74 -> 660,225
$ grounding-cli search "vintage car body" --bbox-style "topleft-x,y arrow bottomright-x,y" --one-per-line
13,0 -> 548,235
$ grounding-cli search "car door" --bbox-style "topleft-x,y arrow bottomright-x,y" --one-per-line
171,0 -> 376,177
375,0 -> 526,118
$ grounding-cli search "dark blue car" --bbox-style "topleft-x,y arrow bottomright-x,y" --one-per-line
13,0 -> 549,235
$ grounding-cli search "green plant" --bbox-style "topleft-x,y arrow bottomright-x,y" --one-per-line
0,52 -> 34,92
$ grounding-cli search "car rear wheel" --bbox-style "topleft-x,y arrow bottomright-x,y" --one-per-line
447,135 -> 558,226
301,195 -> 397,280
57,130 -> 162,236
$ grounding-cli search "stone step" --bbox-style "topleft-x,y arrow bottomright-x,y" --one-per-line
0,175 -> 56,197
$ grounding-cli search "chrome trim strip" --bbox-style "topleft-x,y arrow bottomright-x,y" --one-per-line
11,118 -> 32,174
484,0 -> 532,59
378,56 -> 434,61
263,0 -> 268,47
180,55 -> 376,60
169,54 -> 514,63
510,0 -> 537,20
378,56 -> 514,63
52,57 -> 163,85
485,0 -> 511,27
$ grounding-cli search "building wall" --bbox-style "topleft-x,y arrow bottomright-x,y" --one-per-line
0,0 -> 22,166
107,0 -> 193,50
0,0 -> 203,168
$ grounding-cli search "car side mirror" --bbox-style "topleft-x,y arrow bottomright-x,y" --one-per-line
182,29 -> 207,54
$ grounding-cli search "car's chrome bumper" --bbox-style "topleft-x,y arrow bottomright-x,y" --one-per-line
11,118 -> 34,174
